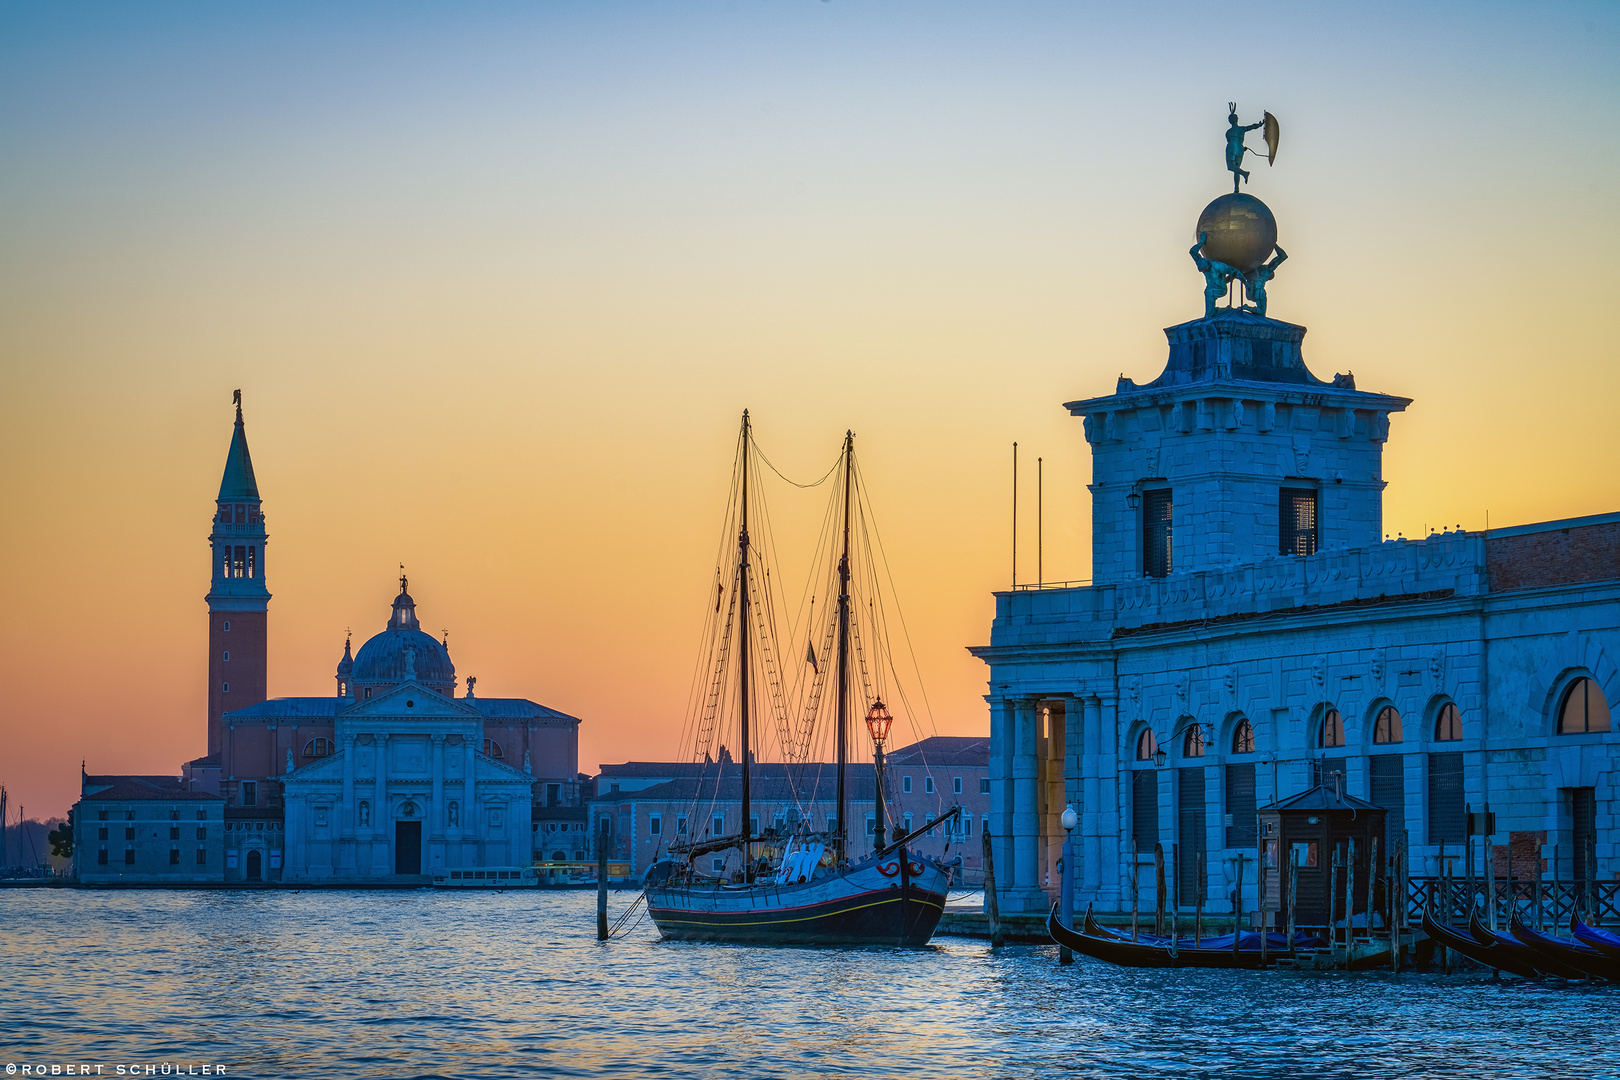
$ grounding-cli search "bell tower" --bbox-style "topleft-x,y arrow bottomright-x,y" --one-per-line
205,391 -> 271,757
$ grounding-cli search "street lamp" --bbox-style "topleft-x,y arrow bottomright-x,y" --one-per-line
1154,745 -> 1168,768
865,699 -> 893,848
1126,489 -> 1141,512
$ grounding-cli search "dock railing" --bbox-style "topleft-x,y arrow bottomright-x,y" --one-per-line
1406,876 -> 1617,927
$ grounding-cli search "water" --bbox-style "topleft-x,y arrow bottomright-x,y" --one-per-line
2,889 -> 1615,1079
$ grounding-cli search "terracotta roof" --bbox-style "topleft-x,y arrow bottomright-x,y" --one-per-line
82,775 -> 222,802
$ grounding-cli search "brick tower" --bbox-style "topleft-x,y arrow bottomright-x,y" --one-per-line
205,392 -> 271,757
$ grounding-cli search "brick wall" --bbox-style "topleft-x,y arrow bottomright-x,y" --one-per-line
1487,521 -> 1620,592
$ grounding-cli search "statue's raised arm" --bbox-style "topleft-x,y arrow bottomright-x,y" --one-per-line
1224,104 -> 1278,193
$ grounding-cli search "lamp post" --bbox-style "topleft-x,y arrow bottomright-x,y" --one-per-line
865,699 -> 893,850
1060,803 -> 1078,966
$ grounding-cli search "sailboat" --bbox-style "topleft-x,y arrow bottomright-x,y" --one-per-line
644,412 -> 958,946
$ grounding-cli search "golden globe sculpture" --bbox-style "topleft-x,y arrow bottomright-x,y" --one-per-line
1195,193 -> 1277,274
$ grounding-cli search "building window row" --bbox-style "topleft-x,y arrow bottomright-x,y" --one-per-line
217,503 -> 261,526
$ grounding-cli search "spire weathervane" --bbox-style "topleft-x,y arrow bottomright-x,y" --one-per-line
399,563 -> 407,594
233,388 -> 242,423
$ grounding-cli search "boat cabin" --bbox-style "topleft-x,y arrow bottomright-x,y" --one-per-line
1259,779 -> 1389,930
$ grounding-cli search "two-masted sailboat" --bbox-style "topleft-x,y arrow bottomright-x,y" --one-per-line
644,412 -> 957,946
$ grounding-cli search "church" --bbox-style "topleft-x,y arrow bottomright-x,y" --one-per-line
973,143 -> 1619,919
76,399 -> 584,884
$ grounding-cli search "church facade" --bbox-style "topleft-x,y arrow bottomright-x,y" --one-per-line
974,247 -> 1619,918
75,399 -> 584,884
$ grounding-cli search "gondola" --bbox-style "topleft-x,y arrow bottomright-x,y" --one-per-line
1047,904 -> 1310,970
1420,905 -> 1542,978
1572,915 -> 1620,963
1509,910 -> 1618,981
1468,907 -> 1592,980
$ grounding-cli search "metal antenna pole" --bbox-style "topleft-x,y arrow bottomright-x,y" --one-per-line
1038,457 -> 1043,587
1011,442 -> 1018,588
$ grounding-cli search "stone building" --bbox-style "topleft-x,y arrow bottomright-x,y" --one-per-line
73,399 -> 585,884
973,247 -> 1618,918
589,736 -> 991,881
75,774 -> 224,885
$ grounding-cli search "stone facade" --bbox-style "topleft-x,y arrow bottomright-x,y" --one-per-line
75,776 -> 225,884
972,311 -> 1620,916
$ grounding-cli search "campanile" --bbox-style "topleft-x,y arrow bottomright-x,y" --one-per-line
205,392 -> 271,756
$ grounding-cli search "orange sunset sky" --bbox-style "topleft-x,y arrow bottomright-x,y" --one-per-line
2,3 -> 1617,821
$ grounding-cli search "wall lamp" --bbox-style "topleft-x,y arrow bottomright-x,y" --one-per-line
1126,490 -> 1142,512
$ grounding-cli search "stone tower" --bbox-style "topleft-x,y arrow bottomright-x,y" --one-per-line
205,394 -> 271,756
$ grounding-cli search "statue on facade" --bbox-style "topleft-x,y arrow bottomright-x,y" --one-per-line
1191,234 -> 1243,319
1225,103 -> 1278,193
448,801 -> 459,826
1242,245 -> 1287,317
359,801 -> 370,826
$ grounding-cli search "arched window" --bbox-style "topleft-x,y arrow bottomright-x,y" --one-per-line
1434,703 -> 1462,742
303,738 -> 334,758
1135,729 -> 1157,761
1319,709 -> 1344,749
1374,706 -> 1403,744
1558,678 -> 1612,735
1232,719 -> 1255,754
484,738 -> 504,759
1182,725 -> 1205,758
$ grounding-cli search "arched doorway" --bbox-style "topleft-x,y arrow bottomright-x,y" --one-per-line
246,849 -> 262,881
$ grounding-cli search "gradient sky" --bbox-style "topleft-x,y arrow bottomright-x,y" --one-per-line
2,2 -> 1617,821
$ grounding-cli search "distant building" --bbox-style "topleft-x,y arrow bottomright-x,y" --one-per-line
589,736 -> 990,881
973,312 -> 1620,916
75,775 -> 224,885
73,399 -> 586,884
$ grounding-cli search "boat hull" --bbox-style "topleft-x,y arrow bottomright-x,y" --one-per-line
1047,906 -> 1307,970
647,852 -> 950,947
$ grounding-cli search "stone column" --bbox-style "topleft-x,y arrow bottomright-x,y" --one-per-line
340,735 -> 356,833
430,734 -> 445,834
374,733 -> 390,875
464,736 -> 477,857
988,696 -> 1012,906
1011,698 -> 1041,907
1081,695 -> 1102,896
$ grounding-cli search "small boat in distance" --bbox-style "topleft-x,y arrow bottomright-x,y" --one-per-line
644,413 -> 957,946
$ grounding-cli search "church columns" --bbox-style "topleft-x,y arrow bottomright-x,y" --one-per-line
340,735 -> 356,833
1010,698 -> 1041,904
1081,695 -> 1103,896
430,734 -> 445,835
463,736 -> 476,849
373,733 -> 390,875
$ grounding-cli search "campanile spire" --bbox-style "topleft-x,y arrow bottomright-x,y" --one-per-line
205,392 -> 271,759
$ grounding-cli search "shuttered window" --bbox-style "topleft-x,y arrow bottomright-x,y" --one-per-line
1279,488 -> 1318,556
1131,770 -> 1159,854
1369,754 -> 1405,855
1226,764 -> 1257,847
1572,787 -> 1596,884
1142,490 -> 1173,578
1177,767 -> 1206,907
1427,752 -> 1464,844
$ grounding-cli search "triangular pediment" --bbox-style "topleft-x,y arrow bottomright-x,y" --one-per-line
340,681 -> 481,719
284,753 -> 346,783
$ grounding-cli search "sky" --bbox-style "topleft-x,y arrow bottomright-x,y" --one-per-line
1,2 -> 1617,822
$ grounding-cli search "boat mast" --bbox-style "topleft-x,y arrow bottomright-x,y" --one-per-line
834,430 -> 853,863
738,410 -> 752,878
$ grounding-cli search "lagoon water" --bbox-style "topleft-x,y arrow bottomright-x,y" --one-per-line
1,889 -> 1616,1079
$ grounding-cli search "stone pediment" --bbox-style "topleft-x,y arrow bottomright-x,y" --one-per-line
284,752 -> 346,783
340,681 -> 481,720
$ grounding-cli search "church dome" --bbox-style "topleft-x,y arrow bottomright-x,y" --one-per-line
350,581 -> 456,694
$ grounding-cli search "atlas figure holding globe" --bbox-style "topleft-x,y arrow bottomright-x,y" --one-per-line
1193,104 -> 1286,318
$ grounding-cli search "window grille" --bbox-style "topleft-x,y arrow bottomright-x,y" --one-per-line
1279,488 -> 1318,556
1142,489 -> 1173,577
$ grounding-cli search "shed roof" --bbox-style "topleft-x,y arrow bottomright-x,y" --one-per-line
1261,783 -> 1383,813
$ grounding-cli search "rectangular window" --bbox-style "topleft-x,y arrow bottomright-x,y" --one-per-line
1131,770 -> 1159,854
124,847 -> 135,865
242,781 -> 257,807
1143,489 -> 1173,577
169,810 -> 179,820
127,811 -> 135,820
98,827 -> 108,841
98,810 -> 108,821
953,777 -> 963,795
197,826 -> 207,840
712,857 -> 725,873
866,813 -> 877,835
1226,763 -> 1257,847
197,848 -> 207,865
712,814 -> 724,836
124,827 -> 135,841
925,777 -> 934,794
962,814 -> 973,836
221,546 -> 231,578
169,827 -> 180,841
902,776 -> 913,794
676,815 -> 687,835
902,814 -> 914,835
198,810 -> 207,821
248,546 -> 257,578
169,848 -> 180,865
1280,488 -> 1318,557
546,784 -> 560,807
649,814 -> 662,836
980,778 -> 990,794
233,546 -> 246,577
98,847 -> 108,865
1428,752 -> 1465,844
1572,787 -> 1597,884
1369,754 -> 1406,856
826,815 -> 837,834
1177,766 -> 1207,907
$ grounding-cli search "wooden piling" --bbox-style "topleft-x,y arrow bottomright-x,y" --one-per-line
1233,853 -> 1245,956
1329,847 -> 1340,969
1130,838 -> 1140,942
1286,847 -> 1297,952
1389,850 -> 1399,975
1551,842 -> 1560,933
1169,846 -> 1179,947
981,826 -> 1003,948
1345,838 -> 1356,948
1486,834 -> 1497,931
1196,851 -> 1205,948
1154,842 -> 1166,936
1367,836 -> 1378,947
596,817 -> 610,941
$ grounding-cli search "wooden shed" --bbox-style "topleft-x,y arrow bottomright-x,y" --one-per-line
1259,781 -> 1389,931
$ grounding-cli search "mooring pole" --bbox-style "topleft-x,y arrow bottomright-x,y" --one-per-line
1059,831 -> 1074,966
1195,851 -> 1205,948
596,817 -> 610,941
1131,837 -> 1140,942
1287,847 -> 1298,955
982,825 -> 1003,948
1233,853 -> 1245,956
1154,842 -> 1166,936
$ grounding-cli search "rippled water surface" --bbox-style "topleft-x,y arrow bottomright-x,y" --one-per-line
2,889 -> 1616,1079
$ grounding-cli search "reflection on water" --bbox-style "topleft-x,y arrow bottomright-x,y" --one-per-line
1,889 -> 1616,1079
